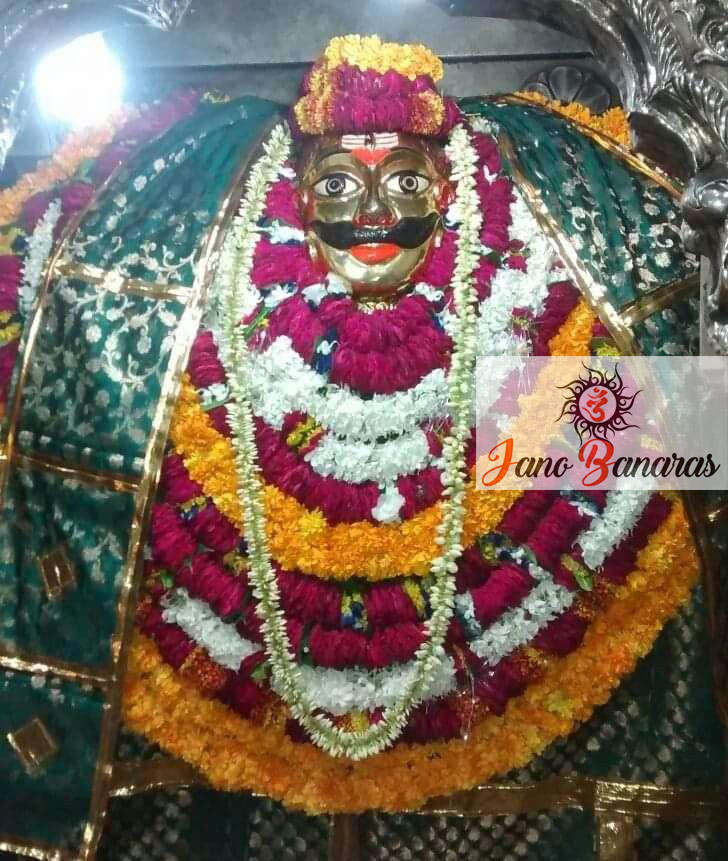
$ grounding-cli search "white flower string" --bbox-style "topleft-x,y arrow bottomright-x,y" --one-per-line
216,122 -> 482,759
160,587 -> 458,715
20,198 -> 62,320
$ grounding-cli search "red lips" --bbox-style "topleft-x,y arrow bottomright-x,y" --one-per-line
349,243 -> 401,264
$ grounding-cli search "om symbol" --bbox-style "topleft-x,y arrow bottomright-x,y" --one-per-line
577,385 -> 617,424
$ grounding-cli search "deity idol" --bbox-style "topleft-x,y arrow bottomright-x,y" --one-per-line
0,34 -> 724,857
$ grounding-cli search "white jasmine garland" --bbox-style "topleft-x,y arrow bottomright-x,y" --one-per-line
198,382 -> 229,411
301,282 -> 329,306
21,199 -> 62,320
457,489 -> 652,664
160,588 -> 457,714
371,484 -> 406,524
216,122 -> 481,760
278,655 -> 456,716
459,573 -> 574,664
439,189 -> 556,355
304,428 -> 435,486
263,285 -> 295,309
243,329 -> 519,449
265,221 -> 305,244
162,588 -> 260,670
248,338 -> 449,440
412,282 -> 444,303
578,489 -> 651,570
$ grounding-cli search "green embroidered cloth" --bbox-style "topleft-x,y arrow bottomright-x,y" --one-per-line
0,96 -> 722,860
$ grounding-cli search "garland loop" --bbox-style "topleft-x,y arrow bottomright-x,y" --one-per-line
216,123 -> 482,759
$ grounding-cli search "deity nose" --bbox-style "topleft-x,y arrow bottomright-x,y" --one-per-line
354,185 -> 396,227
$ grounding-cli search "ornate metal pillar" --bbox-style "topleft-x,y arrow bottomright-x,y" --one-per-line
437,0 -> 728,352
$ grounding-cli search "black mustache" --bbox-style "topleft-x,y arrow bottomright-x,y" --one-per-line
311,213 -> 439,250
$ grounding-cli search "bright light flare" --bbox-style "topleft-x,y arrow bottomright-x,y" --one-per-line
34,32 -> 124,129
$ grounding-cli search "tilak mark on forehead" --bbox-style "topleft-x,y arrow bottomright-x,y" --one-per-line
341,132 -> 399,165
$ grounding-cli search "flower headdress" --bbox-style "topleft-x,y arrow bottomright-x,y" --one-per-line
292,34 -> 461,136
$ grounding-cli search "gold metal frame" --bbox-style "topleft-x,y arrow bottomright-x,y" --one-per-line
53,260 -> 190,302
490,94 -> 683,201
0,650 -> 109,689
619,274 -> 700,328
497,131 -> 638,356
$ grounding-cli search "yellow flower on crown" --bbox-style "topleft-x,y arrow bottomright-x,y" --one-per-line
323,34 -> 444,81
292,34 -> 457,137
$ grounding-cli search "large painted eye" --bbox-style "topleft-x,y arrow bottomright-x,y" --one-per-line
385,170 -> 431,195
313,173 -> 360,197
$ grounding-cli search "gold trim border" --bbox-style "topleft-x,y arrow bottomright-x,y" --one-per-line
497,131 -> 638,356
328,815 -> 361,861
421,776 -> 726,825
705,497 -> 728,525
53,260 -> 189,302
108,756 -> 204,797
619,274 -> 700,328
0,650 -> 109,690
595,813 -> 637,861
14,451 -> 140,495
105,756 -> 727,829
0,834 -> 69,861
489,94 -> 683,201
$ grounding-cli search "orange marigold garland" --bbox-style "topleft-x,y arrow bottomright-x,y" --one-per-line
170,376 -> 520,581
0,108 -> 135,226
116,56 -> 699,806
123,498 -> 699,812
513,90 -> 631,148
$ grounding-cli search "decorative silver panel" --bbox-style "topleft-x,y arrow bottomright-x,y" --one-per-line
437,0 -> 728,352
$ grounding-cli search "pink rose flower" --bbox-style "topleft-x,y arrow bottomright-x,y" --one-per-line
149,503 -> 196,568
187,330 -> 225,387
222,669 -> 267,717
0,255 -> 22,312
532,608 -> 587,655
308,627 -> 367,668
278,568 -> 341,627
0,341 -> 19,401
528,497 -> 590,570
155,622 -> 195,669
160,453 -> 202,504
60,182 -> 93,219
365,583 -> 418,628
474,655 -> 530,714
471,563 -> 533,626
403,699 -> 461,742
21,191 -> 54,234
498,491 -> 555,544
177,554 -> 246,618
264,178 -> 303,228
366,622 -> 424,667
188,503 -> 240,553
455,545 -> 492,591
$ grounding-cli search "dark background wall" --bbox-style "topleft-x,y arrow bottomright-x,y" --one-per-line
6,0 -> 594,181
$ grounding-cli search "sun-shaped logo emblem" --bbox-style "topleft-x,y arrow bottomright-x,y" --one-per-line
557,364 -> 640,442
